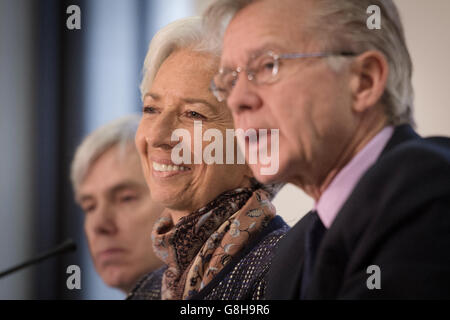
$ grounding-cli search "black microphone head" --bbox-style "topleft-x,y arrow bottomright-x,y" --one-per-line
58,238 -> 77,253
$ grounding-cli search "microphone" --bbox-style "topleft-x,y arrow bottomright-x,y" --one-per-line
0,238 -> 77,279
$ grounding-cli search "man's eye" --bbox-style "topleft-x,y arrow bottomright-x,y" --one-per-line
185,110 -> 206,120
257,59 -> 276,73
223,71 -> 237,89
263,62 -> 275,70
82,205 -> 95,214
120,195 -> 137,203
143,106 -> 157,114
255,59 -> 278,81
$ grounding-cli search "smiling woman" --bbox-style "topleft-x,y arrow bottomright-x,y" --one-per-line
128,16 -> 289,300
137,48 -> 253,220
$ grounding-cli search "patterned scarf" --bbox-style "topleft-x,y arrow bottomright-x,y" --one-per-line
151,187 -> 276,300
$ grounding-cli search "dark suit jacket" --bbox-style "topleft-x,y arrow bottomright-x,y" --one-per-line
266,125 -> 450,299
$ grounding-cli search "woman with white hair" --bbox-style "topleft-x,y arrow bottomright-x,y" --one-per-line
127,17 -> 289,300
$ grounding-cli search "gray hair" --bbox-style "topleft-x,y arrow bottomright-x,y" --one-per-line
71,114 -> 141,194
204,0 -> 415,126
140,16 -> 222,100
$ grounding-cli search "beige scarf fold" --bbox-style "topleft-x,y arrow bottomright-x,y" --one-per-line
151,188 -> 276,300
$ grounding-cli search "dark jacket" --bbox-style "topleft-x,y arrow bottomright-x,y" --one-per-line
128,216 -> 289,300
266,125 -> 450,299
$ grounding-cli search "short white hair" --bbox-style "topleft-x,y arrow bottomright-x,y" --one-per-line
139,15 -> 285,199
140,16 -> 221,100
70,114 -> 141,194
204,0 -> 415,126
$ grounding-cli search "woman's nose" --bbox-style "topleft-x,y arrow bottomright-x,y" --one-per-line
146,114 -> 177,150
139,113 -> 179,152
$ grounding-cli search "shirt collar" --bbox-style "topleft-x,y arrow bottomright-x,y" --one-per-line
315,126 -> 394,228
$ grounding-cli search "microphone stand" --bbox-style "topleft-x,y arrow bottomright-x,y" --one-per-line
0,239 -> 77,278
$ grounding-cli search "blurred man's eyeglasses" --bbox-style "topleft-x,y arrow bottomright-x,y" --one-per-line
210,50 -> 356,103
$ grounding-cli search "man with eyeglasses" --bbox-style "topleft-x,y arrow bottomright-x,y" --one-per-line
204,0 -> 450,299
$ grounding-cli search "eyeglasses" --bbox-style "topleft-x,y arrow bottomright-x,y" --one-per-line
210,50 -> 356,102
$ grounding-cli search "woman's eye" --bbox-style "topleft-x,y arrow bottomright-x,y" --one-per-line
143,106 -> 157,114
185,110 -> 206,120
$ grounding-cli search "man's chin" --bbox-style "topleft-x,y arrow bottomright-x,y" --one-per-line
250,164 -> 282,185
101,267 -> 132,292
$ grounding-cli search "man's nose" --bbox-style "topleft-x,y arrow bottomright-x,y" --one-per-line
92,201 -> 117,236
226,73 -> 263,116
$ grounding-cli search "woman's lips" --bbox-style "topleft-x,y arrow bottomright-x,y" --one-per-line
151,160 -> 191,178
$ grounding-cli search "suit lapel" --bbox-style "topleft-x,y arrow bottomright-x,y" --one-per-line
306,124 -> 421,298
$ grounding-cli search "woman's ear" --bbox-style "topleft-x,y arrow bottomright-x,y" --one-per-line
349,50 -> 389,113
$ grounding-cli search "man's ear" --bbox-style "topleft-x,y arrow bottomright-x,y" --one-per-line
349,50 -> 389,113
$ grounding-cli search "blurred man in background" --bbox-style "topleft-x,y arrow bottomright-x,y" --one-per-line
71,115 -> 164,294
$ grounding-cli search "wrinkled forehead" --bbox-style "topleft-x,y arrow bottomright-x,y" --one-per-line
221,0 -> 317,67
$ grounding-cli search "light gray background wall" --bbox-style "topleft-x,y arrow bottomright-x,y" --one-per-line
0,0 -> 36,299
